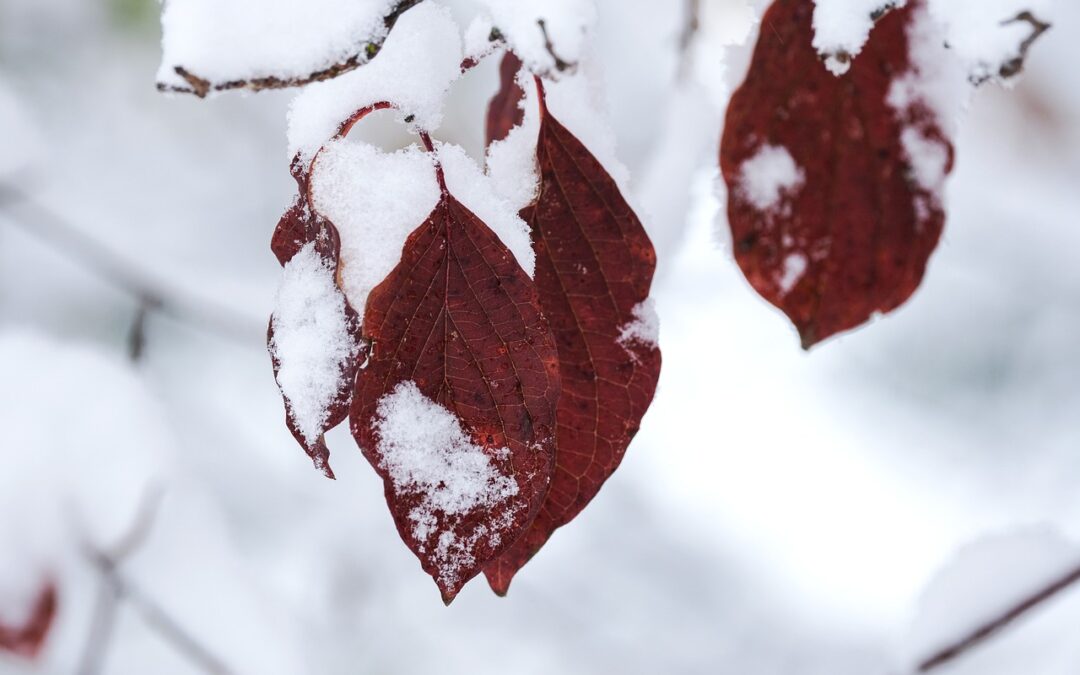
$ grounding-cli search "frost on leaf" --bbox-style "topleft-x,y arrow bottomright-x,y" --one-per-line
350,177 -> 560,604
812,0 -> 907,75
0,582 -> 56,659
157,0 -> 420,96
484,84 -> 661,595
721,0 -> 954,348
269,167 -> 364,479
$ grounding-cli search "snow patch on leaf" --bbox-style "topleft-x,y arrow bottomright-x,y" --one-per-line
311,141 -> 441,312
738,144 -> 805,212
270,243 -> 360,446
618,299 -> 661,351
812,0 -> 908,75
286,2 -> 462,160
438,142 -> 536,277
486,69 -> 541,212
374,381 -> 521,589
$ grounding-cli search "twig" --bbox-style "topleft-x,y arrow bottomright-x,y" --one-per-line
997,11 -> 1051,80
158,0 -> 423,97
917,560 -> 1080,672
78,488 -> 233,675
0,182 -> 264,347
537,19 -> 573,73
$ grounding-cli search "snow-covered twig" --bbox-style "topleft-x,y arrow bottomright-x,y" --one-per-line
917,560 -> 1080,671
159,0 -> 424,97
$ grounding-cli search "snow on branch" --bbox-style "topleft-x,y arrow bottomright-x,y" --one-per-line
157,0 -> 422,97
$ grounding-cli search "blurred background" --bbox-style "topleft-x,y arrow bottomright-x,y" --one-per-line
1,0 -> 1079,673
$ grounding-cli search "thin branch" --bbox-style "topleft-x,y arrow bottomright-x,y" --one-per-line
78,488 -> 233,675
537,19 -> 573,73
0,182 -> 264,347
676,0 -> 701,81
917,560 -> 1080,672
158,0 -> 424,97
997,11 -> 1052,80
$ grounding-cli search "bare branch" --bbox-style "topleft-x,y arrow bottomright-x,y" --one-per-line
918,560 -> 1080,672
537,19 -> 573,73
0,182 -> 264,348
158,0 -> 424,97
997,11 -> 1051,80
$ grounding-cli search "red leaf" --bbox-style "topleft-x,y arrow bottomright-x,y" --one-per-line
484,83 -> 662,595
485,52 -> 525,148
720,0 -> 953,348
268,165 -> 365,479
350,169 -> 560,604
0,582 -> 57,659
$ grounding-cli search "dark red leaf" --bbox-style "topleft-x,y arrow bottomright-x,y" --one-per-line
720,0 -> 953,348
268,165 -> 365,479
350,174 -> 560,604
485,52 -> 526,148
0,582 -> 57,659
484,84 -> 662,595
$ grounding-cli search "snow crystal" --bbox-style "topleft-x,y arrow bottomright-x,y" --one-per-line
287,3 -> 462,161
158,0 -> 395,91
269,243 -> 358,446
374,382 -> 520,587
311,140 -> 442,313
901,526 -> 1080,668
738,144 -> 805,211
439,142 -> 536,277
474,0 -> 597,73
619,299 -> 661,350
778,253 -> 808,294
812,0 -> 908,75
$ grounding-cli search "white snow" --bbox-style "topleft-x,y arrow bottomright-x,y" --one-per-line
778,253 -> 808,294
813,0 -> 908,75
310,140 -> 442,313
439,142 -> 536,277
738,144 -> 805,211
900,527 -> 1080,668
158,0 -> 395,91
928,0 -> 1057,84
619,299 -> 661,350
269,243 -> 359,447
485,69 -> 542,213
473,0 -> 597,73
374,381 -> 520,587
286,2 -> 462,161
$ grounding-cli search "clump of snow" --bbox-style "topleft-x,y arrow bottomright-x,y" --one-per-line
287,3 -> 462,161
485,69 -> 542,213
812,0 -> 908,75
777,253 -> 808,294
887,5 -> 968,197
900,526 -> 1080,669
474,0 -> 597,73
463,15 -> 498,64
439,142 -> 536,277
311,140 -> 441,312
928,0 -> 1056,84
619,299 -> 661,351
374,381 -> 520,587
738,144 -> 805,211
269,243 -> 359,446
158,0 -> 395,91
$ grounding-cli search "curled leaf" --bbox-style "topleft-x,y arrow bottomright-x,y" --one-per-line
268,166 -> 365,479
485,52 -> 526,148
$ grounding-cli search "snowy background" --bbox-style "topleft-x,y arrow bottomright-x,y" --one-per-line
2,0 -> 1080,673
